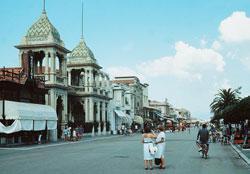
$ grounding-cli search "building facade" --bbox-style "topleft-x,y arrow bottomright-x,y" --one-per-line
67,38 -> 111,134
109,76 -> 147,133
1,4 -> 112,140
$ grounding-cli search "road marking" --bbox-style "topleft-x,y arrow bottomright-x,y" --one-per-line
0,135 -> 121,151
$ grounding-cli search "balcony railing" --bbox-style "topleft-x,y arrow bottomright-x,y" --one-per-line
71,85 -> 85,92
0,67 -> 22,82
56,75 -> 64,84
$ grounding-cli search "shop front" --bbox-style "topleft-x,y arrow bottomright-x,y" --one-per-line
0,100 -> 57,146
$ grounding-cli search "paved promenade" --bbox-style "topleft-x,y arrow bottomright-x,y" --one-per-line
0,128 -> 249,174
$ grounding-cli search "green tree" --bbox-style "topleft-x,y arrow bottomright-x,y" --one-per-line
210,87 -> 241,115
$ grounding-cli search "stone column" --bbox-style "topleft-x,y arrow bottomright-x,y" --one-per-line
102,102 -> 106,122
45,52 -> 49,81
59,58 -> 62,75
89,98 -> 94,121
85,98 -> 89,122
97,101 -> 100,122
68,69 -> 71,86
89,68 -> 94,89
85,69 -> 89,92
39,59 -> 43,74
50,52 -> 56,83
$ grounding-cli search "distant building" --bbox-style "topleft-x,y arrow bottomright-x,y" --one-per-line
149,98 -> 171,117
110,76 -> 147,133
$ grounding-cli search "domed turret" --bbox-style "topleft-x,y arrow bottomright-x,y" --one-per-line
68,38 -> 100,67
20,12 -> 64,46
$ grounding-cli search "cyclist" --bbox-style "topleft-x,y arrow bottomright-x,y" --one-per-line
197,124 -> 209,158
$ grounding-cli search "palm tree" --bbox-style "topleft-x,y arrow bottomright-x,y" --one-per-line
210,87 -> 241,115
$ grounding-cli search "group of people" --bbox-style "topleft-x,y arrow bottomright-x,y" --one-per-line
63,125 -> 84,141
142,125 -> 166,170
221,123 -> 249,145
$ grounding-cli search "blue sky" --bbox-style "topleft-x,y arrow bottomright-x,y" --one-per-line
1,0 -> 250,120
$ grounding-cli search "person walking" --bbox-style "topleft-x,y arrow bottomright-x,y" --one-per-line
197,124 -> 209,158
155,125 -> 166,169
63,126 -> 68,141
142,126 -> 157,170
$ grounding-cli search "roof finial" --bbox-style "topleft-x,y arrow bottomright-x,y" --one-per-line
81,0 -> 84,39
43,0 -> 46,14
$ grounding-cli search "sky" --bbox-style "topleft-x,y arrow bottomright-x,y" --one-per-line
1,0 -> 250,120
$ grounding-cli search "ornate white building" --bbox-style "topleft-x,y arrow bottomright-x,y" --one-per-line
67,38 -> 111,134
15,9 -> 69,141
15,3 -> 111,139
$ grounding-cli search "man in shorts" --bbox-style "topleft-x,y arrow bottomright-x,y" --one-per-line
197,124 -> 209,158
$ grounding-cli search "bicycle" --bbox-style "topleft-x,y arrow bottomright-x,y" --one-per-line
200,144 -> 208,159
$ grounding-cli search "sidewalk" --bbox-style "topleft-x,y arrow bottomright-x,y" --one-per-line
0,134 -> 122,150
230,143 -> 250,165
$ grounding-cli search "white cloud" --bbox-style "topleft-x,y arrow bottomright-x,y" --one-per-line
241,57 -> 250,69
219,11 -> 250,42
137,41 -> 225,80
220,79 -> 231,89
212,79 -> 232,95
106,66 -> 145,80
211,40 -> 221,50
200,38 -> 207,47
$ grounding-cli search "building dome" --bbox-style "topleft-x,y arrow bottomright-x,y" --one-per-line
68,38 -> 98,65
21,12 -> 64,46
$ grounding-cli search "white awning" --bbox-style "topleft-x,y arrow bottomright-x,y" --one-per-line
0,100 -> 57,134
114,110 -> 126,118
134,115 -> 143,124
114,110 -> 131,124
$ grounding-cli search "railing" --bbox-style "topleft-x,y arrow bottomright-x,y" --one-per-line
0,67 -> 22,82
71,85 -> 85,92
56,75 -> 64,84
34,74 -> 45,82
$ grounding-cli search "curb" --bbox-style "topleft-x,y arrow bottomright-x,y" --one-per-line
230,142 -> 250,165
0,135 -> 122,151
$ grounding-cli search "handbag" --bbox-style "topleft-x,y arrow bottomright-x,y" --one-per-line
149,144 -> 158,155
155,158 -> 161,165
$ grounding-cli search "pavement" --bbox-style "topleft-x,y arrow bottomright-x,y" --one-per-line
231,143 -> 250,165
0,128 -> 249,174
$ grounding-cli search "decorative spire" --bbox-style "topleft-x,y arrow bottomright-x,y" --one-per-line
42,0 -> 46,14
81,0 -> 84,39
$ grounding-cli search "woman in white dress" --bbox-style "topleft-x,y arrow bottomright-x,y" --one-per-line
155,125 -> 166,169
142,126 -> 157,170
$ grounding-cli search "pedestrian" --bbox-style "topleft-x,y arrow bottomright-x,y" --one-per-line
222,125 -> 227,144
72,129 -> 77,141
38,132 -> 42,144
121,124 -> 125,135
79,125 -> 84,139
63,126 -> 68,141
141,126 -> 157,170
197,124 -> 209,158
68,127 -> 72,141
155,125 -> 166,169
135,124 -> 138,133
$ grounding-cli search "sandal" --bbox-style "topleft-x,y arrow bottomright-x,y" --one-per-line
145,168 -> 148,170
160,166 -> 166,169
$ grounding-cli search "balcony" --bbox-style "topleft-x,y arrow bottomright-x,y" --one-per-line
71,85 -> 85,92
56,75 -> 64,84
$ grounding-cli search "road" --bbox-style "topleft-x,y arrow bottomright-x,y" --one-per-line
0,128 -> 249,174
